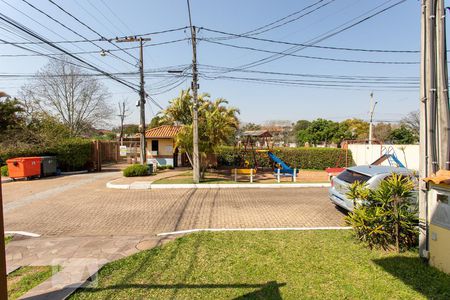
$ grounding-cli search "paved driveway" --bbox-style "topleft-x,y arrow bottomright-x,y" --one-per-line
3,168 -> 347,298
3,171 -> 345,236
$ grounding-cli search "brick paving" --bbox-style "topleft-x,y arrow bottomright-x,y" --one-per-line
4,175 -> 345,237
3,168 -> 346,299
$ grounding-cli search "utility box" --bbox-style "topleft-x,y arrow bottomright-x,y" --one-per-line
6,157 -> 42,179
423,170 -> 450,274
40,156 -> 57,177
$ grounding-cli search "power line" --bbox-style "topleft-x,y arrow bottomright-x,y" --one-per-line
242,0 -> 333,36
47,0 -> 138,62
0,12 -> 140,91
99,0 -> 133,33
0,38 -> 189,57
210,0 -> 336,40
199,0 -> 408,76
13,0 -> 129,70
0,27 -> 189,45
198,64 -> 418,81
200,38 -> 418,65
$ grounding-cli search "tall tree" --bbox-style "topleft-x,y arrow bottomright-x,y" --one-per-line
161,89 -> 239,177
373,122 -> 393,142
400,110 -> 420,136
340,118 -> 369,140
240,122 -> 262,132
298,119 -> 338,146
20,58 -> 112,136
389,125 -> 418,144
0,96 -> 23,132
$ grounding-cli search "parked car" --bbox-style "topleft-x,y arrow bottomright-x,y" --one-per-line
329,165 -> 417,212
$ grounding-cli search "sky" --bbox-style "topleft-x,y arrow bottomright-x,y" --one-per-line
0,0 -> 427,127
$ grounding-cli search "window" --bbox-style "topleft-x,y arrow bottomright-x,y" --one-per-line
337,170 -> 371,184
151,140 -> 159,153
437,193 -> 449,205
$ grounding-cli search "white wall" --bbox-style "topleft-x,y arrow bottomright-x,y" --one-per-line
348,144 -> 420,170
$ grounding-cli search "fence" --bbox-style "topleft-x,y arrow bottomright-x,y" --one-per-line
348,143 -> 419,170
91,140 -> 119,171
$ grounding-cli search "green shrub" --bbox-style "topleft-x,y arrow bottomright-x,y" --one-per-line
48,138 -> 91,171
216,146 -> 354,170
123,164 -> 149,177
1,165 -> 8,177
0,138 -> 92,172
345,173 -> 419,252
157,165 -> 174,170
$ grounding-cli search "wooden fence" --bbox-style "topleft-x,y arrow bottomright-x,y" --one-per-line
91,140 -> 119,172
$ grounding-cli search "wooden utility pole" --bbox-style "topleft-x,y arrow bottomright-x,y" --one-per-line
187,0 -> 200,183
0,177 -> 8,299
116,37 -> 151,165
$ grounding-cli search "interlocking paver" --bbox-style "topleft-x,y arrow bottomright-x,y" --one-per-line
4,170 -> 345,236
3,168 -> 346,299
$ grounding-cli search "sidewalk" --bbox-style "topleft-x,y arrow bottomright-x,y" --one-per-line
107,168 -> 189,189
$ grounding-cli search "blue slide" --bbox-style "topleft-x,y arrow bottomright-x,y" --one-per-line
267,151 -> 299,175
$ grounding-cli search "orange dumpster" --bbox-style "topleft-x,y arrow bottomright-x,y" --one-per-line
6,157 -> 42,179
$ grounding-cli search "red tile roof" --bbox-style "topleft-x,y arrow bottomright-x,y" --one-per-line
145,125 -> 182,138
423,170 -> 450,185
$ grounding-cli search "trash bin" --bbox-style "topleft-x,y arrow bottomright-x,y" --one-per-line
147,163 -> 153,175
6,157 -> 42,179
40,156 -> 57,177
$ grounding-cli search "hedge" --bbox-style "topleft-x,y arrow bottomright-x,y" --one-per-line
216,146 -> 354,170
123,164 -> 149,177
1,165 -> 8,177
0,138 -> 92,171
48,138 -> 92,171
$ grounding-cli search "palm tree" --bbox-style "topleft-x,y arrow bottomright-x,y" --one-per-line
162,90 -> 239,178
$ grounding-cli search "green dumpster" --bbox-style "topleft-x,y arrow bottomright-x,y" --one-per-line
40,156 -> 57,177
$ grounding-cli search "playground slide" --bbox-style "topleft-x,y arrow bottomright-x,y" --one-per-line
267,152 -> 299,175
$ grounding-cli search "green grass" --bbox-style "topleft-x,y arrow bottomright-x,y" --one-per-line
8,266 -> 55,299
70,230 -> 450,299
4,236 -> 12,245
153,177 -> 237,184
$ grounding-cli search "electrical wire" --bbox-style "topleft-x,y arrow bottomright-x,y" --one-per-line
47,0 -> 138,62
0,12 -> 140,91
199,39 -> 418,65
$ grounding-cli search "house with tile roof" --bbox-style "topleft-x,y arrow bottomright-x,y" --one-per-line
145,125 -> 188,167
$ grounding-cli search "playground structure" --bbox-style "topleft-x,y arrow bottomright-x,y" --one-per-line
232,130 -> 299,181
371,145 -> 406,168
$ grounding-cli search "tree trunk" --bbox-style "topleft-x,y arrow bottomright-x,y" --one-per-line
394,196 -> 400,253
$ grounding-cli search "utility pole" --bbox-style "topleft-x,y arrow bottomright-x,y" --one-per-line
419,0 -> 450,259
0,178 -> 7,299
368,92 -> 378,144
116,37 -> 151,165
187,0 -> 200,183
117,101 -> 128,146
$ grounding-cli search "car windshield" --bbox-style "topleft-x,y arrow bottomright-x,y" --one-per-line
337,169 -> 371,184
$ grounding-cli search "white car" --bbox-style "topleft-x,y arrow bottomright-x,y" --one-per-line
329,165 -> 417,212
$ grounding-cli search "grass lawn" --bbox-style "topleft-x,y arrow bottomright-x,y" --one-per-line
70,230 -> 450,299
153,170 -> 329,184
8,266 -> 54,299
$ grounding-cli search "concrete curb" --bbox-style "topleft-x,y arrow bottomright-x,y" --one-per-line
1,178 -> 12,184
107,180 -> 331,190
60,170 -> 89,175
